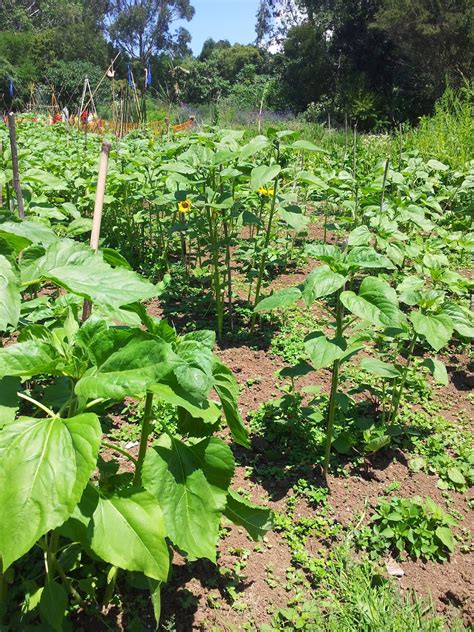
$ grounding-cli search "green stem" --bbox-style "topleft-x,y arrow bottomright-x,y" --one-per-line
250,180 -> 279,330
102,442 -> 138,465
380,381 -> 386,425
379,158 -> 390,222
323,290 -> 344,478
103,566 -> 119,606
17,392 -> 56,418
389,335 -> 417,424
133,392 -> 154,486
223,219 -> 234,332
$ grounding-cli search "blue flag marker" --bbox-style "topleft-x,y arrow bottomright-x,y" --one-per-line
147,60 -> 152,87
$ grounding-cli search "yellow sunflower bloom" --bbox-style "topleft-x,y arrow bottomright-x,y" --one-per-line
178,199 -> 192,213
257,187 -> 274,198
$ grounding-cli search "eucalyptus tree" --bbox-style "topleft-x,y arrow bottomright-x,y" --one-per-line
107,0 -> 195,64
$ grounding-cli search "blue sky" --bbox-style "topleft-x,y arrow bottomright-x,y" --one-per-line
180,0 -> 260,55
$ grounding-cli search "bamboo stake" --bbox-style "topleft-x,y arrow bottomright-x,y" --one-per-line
82,141 -> 112,322
8,113 -> 25,219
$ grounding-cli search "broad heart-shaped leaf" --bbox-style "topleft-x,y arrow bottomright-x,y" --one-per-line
75,337 -> 182,400
442,301 -> 474,338
421,358 -> 449,386
0,376 -> 20,426
304,333 -> 345,370
360,357 -> 401,379
0,413 -> 101,570
149,382 -> 221,425
0,220 -> 58,246
254,287 -> 302,313
345,246 -> 395,270
75,318 -> 134,367
305,243 -> 341,265
348,225 -> 372,246
21,239 -> 158,309
172,340 -> 215,401
224,490 -> 272,540
0,340 -> 58,378
212,360 -> 249,448
250,164 -> 281,191
302,265 -> 346,306
296,171 -> 328,190
427,159 -> 449,172
277,206 -> 309,233
39,581 -> 67,632
410,312 -> 453,352
0,255 -> 20,330
291,140 -> 326,153
87,487 -> 169,582
142,435 -> 234,562
341,277 -> 406,329
23,168 -> 68,190
435,527 -> 455,553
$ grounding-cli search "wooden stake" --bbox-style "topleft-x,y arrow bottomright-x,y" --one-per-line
8,113 -> 25,219
82,140 -> 112,321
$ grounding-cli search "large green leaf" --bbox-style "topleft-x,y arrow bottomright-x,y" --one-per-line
341,277 -> 405,329
410,312 -> 453,351
442,302 -> 474,338
421,358 -> 449,386
212,360 -> 249,448
142,435 -> 234,561
305,243 -> 341,265
0,340 -> 58,378
254,287 -> 302,313
345,247 -> 395,270
150,382 -> 221,425
224,490 -> 272,540
360,357 -> 400,379
0,376 -> 20,426
304,333 -> 345,370
250,165 -> 281,191
88,487 -> 169,581
172,341 -> 214,401
0,254 -> 20,330
23,168 -> 68,190
435,527 -> 455,553
39,581 -> 67,632
0,221 -> 58,246
22,239 -> 158,309
302,265 -> 346,306
277,206 -> 309,233
75,337 -> 181,400
291,140 -> 326,153
348,226 -> 371,246
0,413 -> 101,569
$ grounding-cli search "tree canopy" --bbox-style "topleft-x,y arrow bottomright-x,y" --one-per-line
0,0 -> 471,126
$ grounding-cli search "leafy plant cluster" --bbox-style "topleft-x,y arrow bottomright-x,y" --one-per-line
0,218 -> 272,628
356,496 -> 458,562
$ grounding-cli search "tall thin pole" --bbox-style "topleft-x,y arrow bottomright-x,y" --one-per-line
82,141 -> 112,321
7,113 -> 25,219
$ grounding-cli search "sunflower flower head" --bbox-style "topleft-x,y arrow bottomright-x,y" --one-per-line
257,186 -> 274,198
178,199 -> 192,214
